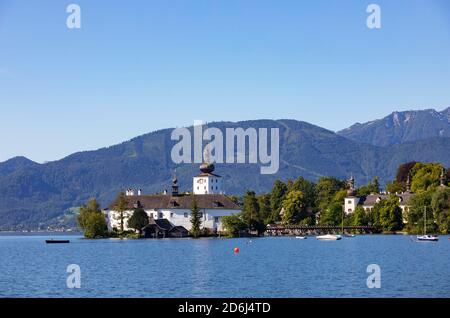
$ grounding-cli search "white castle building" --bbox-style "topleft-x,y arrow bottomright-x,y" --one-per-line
343,175 -> 414,216
105,161 -> 240,236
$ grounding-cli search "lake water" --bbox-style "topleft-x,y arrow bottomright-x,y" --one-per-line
0,234 -> 449,297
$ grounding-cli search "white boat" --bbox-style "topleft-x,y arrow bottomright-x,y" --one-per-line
316,234 -> 342,240
417,206 -> 439,242
342,234 -> 355,238
417,235 -> 439,242
295,236 -> 307,239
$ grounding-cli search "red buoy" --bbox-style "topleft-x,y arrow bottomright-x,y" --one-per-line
234,247 -> 240,254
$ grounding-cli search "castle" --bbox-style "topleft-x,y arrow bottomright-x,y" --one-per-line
105,161 -> 241,237
344,169 -> 447,217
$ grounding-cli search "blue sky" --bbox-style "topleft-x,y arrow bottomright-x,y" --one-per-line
1,0 -> 450,163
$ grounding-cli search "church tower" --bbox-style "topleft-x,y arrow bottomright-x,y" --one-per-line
192,150 -> 223,195
344,175 -> 359,214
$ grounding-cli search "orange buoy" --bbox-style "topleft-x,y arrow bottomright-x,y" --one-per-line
234,247 -> 240,253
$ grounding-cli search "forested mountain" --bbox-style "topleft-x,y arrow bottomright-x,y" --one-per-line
338,108 -> 450,146
2,118 -> 450,230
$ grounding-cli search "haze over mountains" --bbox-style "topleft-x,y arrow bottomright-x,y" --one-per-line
1,108 -> 450,230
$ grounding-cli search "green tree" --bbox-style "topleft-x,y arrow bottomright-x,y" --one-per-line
407,190 -> 435,234
411,163 -> 443,193
379,196 -> 403,232
127,207 -> 149,235
258,193 -> 272,224
352,205 -> 368,226
190,198 -> 202,238
367,202 -> 382,233
114,192 -> 128,233
357,177 -> 380,196
431,187 -> 450,234
281,190 -> 305,224
316,177 -> 346,211
77,198 -> 108,238
269,180 -> 287,222
386,181 -> 404,194
290,177 -> 316,208
242,191 -> 265,234
222,214 -> 247,237
320,202 -> 342,226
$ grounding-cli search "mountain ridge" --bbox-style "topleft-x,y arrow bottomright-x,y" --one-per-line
2,115 -> 450,230
337,107 -> 450,146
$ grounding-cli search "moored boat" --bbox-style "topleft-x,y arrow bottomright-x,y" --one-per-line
417,235 -> 439,242
316,234 -> 341,240
295,236 -> 307,239
45,239 -> 70,244
417,206 -> 439,242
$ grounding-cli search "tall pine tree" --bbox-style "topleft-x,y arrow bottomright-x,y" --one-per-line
190,198 -> 202,238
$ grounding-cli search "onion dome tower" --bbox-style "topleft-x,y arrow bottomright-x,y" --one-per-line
192,148 -> 223,195
346,175 -> 356,196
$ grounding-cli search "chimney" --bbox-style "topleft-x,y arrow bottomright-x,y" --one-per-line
138,189 -> 142,196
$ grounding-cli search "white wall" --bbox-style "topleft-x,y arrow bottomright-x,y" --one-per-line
344,197 -> 359,214
193,176 -> 223,194
107,208 -> 238,232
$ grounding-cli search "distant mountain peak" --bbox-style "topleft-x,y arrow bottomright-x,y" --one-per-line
0,156 -> 37,166
0,156 -> 39,175
338,107 -> 450,146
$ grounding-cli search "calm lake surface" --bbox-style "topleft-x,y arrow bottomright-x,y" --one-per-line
0,234 -> 449,297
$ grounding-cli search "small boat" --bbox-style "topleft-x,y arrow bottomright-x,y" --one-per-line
316,234 -> 342,241
416,206 -> 439,242
295,236 -> 307,239
417,235 -> 439,242
342,234 -> 355,238
45,239 -> 70,244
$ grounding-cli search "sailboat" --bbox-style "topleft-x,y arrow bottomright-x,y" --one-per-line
417,206 -> 439,242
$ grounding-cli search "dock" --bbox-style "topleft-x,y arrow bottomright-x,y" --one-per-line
265,224 -> 374,236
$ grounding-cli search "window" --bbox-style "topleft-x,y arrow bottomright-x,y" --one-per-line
348,200 -> 352,204
170,213 -> 174,218
214,217 -> 219,222
158,213 -> 163,218
184,213 -> 188,218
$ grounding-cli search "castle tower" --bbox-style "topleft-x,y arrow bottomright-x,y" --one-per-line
344,175 -> 359,214
192,149 -> 223,195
